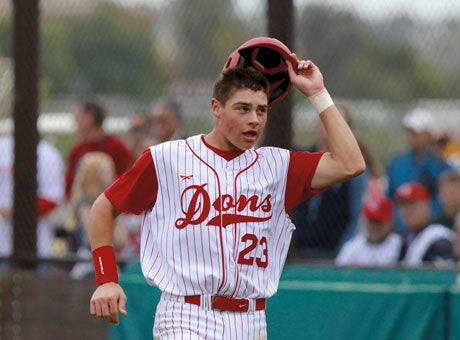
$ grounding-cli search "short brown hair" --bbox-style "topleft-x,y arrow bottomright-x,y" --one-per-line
212,67 -> 270,106
78,98 -> 107,127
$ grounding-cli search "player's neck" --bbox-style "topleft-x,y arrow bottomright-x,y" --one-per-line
201,134 -> 244,161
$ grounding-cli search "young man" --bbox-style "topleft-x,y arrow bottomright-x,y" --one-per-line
88,39 -> 365,338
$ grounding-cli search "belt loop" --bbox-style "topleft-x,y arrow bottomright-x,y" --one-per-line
248,298 -> 255,312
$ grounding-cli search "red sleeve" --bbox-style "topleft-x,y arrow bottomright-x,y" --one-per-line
105,149 -> 157,215
285,150 -> 328,212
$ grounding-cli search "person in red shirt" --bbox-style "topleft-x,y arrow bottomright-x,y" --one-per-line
65,98 -> 133,198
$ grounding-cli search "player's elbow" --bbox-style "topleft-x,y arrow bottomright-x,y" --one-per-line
342,156 -> 366,180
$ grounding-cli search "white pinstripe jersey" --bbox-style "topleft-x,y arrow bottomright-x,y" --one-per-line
140,135 -> 294,299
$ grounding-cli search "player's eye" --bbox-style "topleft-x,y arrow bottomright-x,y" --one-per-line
257,107 -> 268,115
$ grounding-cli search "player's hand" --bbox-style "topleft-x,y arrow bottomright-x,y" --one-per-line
90,282 -> 127,325
286,53 -> 325,97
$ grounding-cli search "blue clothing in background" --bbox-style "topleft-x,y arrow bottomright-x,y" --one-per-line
386,147 -> 452,231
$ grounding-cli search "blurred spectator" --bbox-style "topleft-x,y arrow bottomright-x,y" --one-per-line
386,108 -> 452,231
151,98 -> 187,142
396,182 -> 456,267
290,105 -> 368,259
114,213 -> 142,261
359,138 -> 386,201
65,97 -> 133,198
0,135 -> 64,259
453,213 -> 460,262
113,131 -> 162,261
437,170 -> 460,229
435,131 -> 460,166
131,129 -> 162,159
67,151 -> 117,279
336,196 -> 402,266
125,109 -> 151,155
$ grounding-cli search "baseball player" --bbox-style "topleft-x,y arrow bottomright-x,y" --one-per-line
88,38 -> 365,339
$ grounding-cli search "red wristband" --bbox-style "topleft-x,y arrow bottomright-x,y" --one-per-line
92,245 -> 119,286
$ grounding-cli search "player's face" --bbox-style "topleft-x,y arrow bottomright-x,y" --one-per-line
211,89 -> 268,151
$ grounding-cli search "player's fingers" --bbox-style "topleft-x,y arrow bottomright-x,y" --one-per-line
118,292 -> 128,316
99,297 -> 113,322
286,58 -> 297,79
108,299 -> 120,325
90,299 -> 97,316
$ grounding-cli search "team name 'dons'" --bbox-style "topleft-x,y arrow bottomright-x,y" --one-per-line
175,183 -> 272,229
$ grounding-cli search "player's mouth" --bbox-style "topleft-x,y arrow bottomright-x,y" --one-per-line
243,130 -> 258,142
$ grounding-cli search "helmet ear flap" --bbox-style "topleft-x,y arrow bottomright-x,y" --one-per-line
224,50 -> 245,69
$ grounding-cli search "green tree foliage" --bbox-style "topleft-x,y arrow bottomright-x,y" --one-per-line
296,5 -> 453,102
1,3 -> 459,102
164,0 -> 251,79
41,19 -> 74,95
0,17 -> 11,56
64,4 -> 163,99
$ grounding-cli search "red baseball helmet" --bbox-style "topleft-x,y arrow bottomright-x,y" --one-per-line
223,37 -> 297,107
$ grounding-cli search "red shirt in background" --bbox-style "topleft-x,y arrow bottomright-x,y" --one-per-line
65,134 -> 133,198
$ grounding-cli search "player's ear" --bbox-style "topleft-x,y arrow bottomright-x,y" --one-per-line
210,98 -> 222,118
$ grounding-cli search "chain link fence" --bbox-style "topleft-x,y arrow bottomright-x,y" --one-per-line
0,0 -> 460,270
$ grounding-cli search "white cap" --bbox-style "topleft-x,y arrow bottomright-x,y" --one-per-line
402,108 -> 436,133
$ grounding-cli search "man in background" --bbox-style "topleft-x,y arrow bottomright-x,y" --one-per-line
65,98 -> 132,198
150,98 -> 187,142
0,134 -> 64,261
386,108 -> 452,231
336,195 -> 402,267
290,105 -> 368,259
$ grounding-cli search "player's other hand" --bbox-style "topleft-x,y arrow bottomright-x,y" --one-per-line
90,282 -> 127,325
286,53 -> 325,97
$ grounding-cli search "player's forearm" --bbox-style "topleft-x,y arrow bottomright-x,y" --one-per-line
89,193 -> 117,249
320,105 -> 365,178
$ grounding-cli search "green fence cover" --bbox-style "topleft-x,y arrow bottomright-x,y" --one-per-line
111,262 -> 459,340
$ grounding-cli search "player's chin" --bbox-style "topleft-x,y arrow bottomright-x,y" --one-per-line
239,139 -> 257,150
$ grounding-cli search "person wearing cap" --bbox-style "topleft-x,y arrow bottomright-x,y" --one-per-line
386,108 -> 453,232
336,196 -> 402,267
396,182 -> 456,267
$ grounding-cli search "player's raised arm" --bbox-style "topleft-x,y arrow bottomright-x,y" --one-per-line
88,193 -> 127,325
286,55 -> 366,189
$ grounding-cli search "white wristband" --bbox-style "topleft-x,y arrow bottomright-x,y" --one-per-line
308,89 -> 334,115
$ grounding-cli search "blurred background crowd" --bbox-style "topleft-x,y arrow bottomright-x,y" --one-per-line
1,0 -> 460,278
